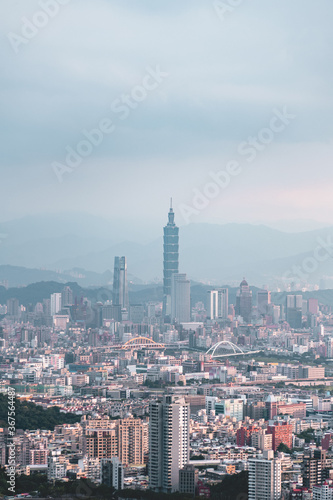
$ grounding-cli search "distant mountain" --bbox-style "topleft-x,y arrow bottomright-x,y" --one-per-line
0,281 -> 157,307
51,223 -> 333,286
0,265 -> 145,289
1,214 -> 333,286
2,280 -> 333,309
0,265 -> 114,288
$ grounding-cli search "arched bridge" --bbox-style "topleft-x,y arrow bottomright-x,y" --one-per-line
206,341 -> 260,358
120,337 -> 165,350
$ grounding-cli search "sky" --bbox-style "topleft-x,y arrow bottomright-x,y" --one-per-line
1,0 -> 333,230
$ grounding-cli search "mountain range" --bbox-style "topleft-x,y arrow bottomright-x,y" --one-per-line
1,213 -> 333,287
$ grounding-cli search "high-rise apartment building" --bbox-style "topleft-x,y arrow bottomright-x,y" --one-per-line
163,201 -> 179,318
117,418 -> 147,466
82,417 -> 118,459
149,395 -> 190,493
171,273 -> 190,323
113,256 -> 129,311
267,421 -> 293,451
303,455 -> 322,489
248,450 -> 281,500
235,279 -> 252,323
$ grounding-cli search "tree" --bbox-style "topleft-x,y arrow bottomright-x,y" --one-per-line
277,442 -> 291,454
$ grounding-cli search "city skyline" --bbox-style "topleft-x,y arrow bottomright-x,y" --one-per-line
1,2 -> 333,498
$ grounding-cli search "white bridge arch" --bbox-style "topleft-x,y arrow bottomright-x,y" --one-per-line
206,341 -> 246,358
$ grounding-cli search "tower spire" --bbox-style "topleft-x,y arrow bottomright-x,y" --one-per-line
170,197 -> 172,209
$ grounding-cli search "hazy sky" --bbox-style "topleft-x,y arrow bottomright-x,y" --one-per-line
1,0 -> 333,229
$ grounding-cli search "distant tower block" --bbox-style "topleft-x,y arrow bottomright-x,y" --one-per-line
113,256 -> 129,311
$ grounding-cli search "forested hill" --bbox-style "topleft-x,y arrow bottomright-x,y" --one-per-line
0,394 -> 80,430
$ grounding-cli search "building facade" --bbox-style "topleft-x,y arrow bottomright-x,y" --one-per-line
248,451 -> 281,500
149,395 -> 190,493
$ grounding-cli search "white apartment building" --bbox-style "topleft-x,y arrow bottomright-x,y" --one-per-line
248,450 -> 281,500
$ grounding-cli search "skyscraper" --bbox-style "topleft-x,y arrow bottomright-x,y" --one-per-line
235,278 -> 252,323
286,294 -> 302,329
163,200 -> 179,318
149,395 -> 190,493
171,273 -> 190,323
113,256 -> 129,311
50,293 -> 62,316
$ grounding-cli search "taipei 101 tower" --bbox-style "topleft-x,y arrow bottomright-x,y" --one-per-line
163,199 -> 179,319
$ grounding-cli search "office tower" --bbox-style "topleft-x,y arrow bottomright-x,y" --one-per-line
61,286 -> 73,307
101,457 -> 124,490
257,289 -> 271,316
286,294 -> 303,329
6,298 -> 19,318
113,256 -> 129,311
267,421 -> 292,451
149,395 -> 190,493
235,278 -> 252,323
102,303 -> 122,322
207,290 -> 218,320
117,418 -> 147,466
50,293 -> 62,316
171,273 -> 191,323
267,304 -> 280,325
163,201 -> 179,318
248,450 -> 281,500
218,288 -> 228,319
265,394 -> 278,419
207,288 -> 228,320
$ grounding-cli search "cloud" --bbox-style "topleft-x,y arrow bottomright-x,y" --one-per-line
0,0 -> 332,225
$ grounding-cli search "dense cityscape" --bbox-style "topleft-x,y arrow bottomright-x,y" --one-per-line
1,206 -> 333,500
1,2 -> 332,499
